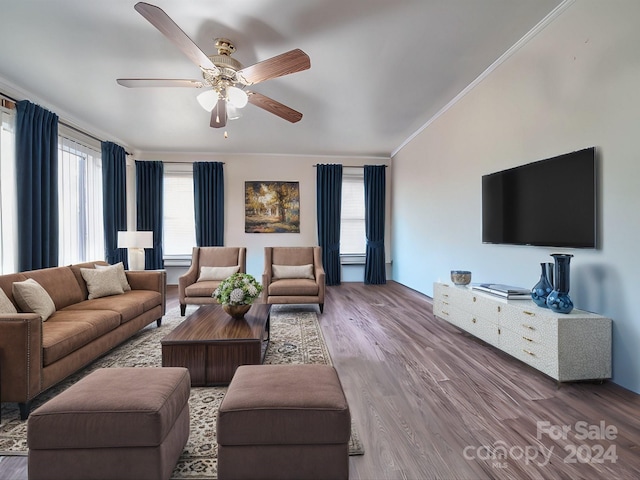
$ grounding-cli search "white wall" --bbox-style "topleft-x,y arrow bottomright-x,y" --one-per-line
135,152 -> 391,282
391,0 -> 640,393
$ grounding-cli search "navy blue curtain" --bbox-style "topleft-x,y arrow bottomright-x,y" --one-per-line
15,100 -> 59,271
136,161 -> 164,269
193,162 -> 224,246
364,165 -> 386,284
101,141 -> 128,266
316,164 -> 342,286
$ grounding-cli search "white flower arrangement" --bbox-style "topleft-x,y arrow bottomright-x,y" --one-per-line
212,273 -> 263,305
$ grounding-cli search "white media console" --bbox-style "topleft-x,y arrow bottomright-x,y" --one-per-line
433,282 -> 612,382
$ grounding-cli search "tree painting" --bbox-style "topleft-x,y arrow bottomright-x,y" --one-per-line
245,181 -> 300,233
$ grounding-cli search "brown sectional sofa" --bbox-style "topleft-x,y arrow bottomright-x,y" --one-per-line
0,261 -> 166,419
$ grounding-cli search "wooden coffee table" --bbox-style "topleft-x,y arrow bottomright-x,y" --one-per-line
161,303 -> 271,386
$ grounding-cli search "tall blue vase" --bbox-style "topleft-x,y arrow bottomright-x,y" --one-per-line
531,262 -> 554,308
546,253 -> 574,314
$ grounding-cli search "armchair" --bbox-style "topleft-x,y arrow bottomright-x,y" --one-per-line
178,247 -> 246,316
262,246 -> 325,313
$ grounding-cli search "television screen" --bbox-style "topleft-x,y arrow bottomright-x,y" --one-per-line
482,147 -> 597,248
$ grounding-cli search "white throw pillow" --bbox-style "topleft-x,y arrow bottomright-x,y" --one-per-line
96,262 -> 131,291
198,265 -> 240,282
0,287 -> 18,314
272,264 -> 315,280
12,278 -> 56,321
81,267 -> 125,299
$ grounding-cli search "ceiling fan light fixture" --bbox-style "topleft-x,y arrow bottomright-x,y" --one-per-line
227,86 -> 248,108
227,103 -> 242,120
196,89 -> 219,112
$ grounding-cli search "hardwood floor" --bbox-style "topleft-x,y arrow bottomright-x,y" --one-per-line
2,282 -> 640,479
321,282 -> 640,480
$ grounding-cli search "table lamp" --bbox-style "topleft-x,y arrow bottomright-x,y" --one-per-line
117,231 -> 153,270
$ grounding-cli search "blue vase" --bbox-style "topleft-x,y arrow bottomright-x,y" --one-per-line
531,262 -> 554,308
546,254 -> 574,314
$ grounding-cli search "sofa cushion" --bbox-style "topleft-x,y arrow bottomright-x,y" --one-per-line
268,278 -> 319,296
81,267 -> 125,299
12,278 -> 56,321
42,319 -> 102,366
26,266 -> 85,310
96,262 -> 131,291
0,288 -> 17,314
198,265 -> 239,282
63,290 -> 160,323
272,264 -> 314,280
185,280 -> 221,298
52,309 -> 121,337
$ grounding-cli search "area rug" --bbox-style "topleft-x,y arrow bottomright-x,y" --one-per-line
0,304 -> 364,479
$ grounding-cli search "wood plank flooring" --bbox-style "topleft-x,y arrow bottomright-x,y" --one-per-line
2,282 -> 640,479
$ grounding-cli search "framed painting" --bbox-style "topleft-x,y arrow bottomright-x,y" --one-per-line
245,181 -> 300,233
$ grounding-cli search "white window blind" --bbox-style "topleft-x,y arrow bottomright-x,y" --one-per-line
0,106 -> 17,273
340,169 -> 366,255
163,165 -> 196,256
58,135 -> 104,264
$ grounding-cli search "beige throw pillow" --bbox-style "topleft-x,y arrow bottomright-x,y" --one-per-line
12,278 -> 56,321
96,262 -> 131,291
198,265 -> 240,282
272,264 -> 315,280
81,267 -> 125,299
0,287 -> 18,314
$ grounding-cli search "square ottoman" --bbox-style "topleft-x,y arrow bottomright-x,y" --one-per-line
217,364 -> 350,480
27,367 -> 191,480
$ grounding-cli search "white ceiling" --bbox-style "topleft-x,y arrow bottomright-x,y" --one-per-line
0,0 -> 561,158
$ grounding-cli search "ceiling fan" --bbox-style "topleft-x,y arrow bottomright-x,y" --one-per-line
117,2 -> 311,129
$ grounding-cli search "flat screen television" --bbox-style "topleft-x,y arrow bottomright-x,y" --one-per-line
482,147 -> 597,248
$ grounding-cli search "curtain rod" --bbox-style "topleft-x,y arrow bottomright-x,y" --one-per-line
1,91 -> 131,155
312,164 -> 387,168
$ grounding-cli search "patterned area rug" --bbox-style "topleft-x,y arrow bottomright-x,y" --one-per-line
0,304 -> 364,479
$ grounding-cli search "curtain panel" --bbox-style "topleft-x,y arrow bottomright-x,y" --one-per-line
193,161 -> 224,246
135,160 -> 164,269
101,141 -> 128,266
316,164 -> 342,286
364,165 -> 386,284
15,100 -> 59,271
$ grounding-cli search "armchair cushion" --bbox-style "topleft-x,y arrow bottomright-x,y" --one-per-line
272,264 -> 315,280
268,279 -> 319,296
185,281 -> 222,298
198,265 -> 239,282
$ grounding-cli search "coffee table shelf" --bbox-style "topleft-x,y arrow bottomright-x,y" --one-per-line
161,303 -> 271,386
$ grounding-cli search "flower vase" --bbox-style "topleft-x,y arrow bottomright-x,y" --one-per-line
223,304 -> 252,319
546,254 -> 574,314
531,262 -> 554,308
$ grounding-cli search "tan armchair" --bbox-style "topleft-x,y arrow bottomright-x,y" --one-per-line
262,246 -> 325,313
178,247 -> 246,316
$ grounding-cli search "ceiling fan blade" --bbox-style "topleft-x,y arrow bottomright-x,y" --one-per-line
237,49 -> 310,85
117,78 -> 204,88
210,99 -> 227,128
134,2 -> 219,74
247,92 -> 303,123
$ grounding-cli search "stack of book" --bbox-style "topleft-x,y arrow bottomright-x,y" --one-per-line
471,283 -> 531,299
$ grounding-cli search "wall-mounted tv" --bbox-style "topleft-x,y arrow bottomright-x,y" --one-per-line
482,147 -> 597,248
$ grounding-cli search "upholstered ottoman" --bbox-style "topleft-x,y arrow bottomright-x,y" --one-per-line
27,367 -> 191,480
217,364 -> 350,480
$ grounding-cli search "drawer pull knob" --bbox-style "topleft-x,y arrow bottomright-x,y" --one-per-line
443,301 -> 450,305
523,349 -> 535,356
473,297 -> 477,302
472,318 -> 477,324
498,328 -> 501,335
522,324 -> 535,330
497,306 -> 501,313
524,311 -> 535,317
443,293 -> 449,298
523,336 -> 534,342
442,311 -> 449,316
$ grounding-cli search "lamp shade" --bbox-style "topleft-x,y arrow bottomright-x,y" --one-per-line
117,231 -> 153,249
196,89 -> 219,112
227,86 -> 248,108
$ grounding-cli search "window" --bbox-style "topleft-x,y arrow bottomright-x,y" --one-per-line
0,104 -> 16,273
163,164 -> 196,256
58,133 -> 104,264
340,168 -> 366,256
